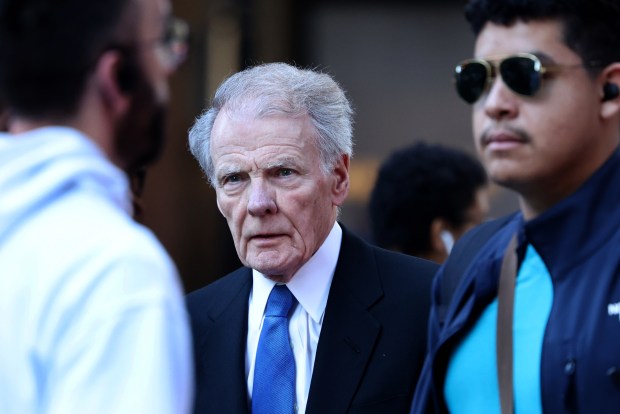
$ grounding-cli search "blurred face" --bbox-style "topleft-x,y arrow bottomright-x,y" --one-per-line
134,0 -> 174,102
210,110 -> 349,282
472,20 -> 610,217
115,71 -> 166,173
115,0 -> 175,172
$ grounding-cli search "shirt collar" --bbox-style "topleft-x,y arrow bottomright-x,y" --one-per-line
252,222 -> 342,324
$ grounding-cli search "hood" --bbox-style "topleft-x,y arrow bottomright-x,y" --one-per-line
0,127 -> 131,242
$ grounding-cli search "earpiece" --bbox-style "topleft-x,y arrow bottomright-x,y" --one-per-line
602,82 -> 619,102
440,230 -> 454,254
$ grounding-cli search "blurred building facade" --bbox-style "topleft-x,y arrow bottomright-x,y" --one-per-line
145,0 -> 519,292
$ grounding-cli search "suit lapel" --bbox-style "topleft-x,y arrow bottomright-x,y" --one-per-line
197,268 -> 252,414
306,227 -> 383,413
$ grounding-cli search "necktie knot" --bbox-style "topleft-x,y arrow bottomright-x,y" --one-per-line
265,284 -> 294,317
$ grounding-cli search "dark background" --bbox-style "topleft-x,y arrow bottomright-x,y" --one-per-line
143,0 -> 519,293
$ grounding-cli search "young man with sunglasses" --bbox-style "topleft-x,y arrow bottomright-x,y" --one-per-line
0,0 -> 192,412
411,1 -> 620,413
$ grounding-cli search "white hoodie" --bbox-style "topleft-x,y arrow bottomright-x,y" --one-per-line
0,127 -> 193,414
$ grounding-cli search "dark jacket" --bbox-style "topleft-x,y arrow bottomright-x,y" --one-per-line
187,225 -> 438,414
412,148 -> 620,413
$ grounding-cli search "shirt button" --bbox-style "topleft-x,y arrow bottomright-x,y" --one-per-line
564,359 -> 576,375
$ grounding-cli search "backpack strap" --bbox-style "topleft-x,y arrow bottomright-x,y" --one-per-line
437,213 -> 517,324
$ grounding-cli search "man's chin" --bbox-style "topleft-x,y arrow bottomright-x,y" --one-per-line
247,258 -> 296,283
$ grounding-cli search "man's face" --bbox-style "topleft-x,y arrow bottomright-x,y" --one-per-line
115,69 -> 166,173
134,0 -> 174,103
115,0 -> 174,172
472,20 -> 606,212
210,110 -> 349,282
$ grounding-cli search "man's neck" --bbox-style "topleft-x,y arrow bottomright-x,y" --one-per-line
8,118 -> 58,135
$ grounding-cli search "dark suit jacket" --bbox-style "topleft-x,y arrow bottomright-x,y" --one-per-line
186,226 -> 438,414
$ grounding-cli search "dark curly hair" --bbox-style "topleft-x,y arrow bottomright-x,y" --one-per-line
464,0 -> 620,75
369,142 -> 488,257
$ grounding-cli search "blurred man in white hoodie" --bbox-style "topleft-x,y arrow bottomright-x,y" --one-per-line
0,0 -> 193,412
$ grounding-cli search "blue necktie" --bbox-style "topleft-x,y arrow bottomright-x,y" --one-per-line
252,284 -> 297,414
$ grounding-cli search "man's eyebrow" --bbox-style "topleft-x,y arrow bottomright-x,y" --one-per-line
531,51 -> 555,63
216,165 -> 242,177
265,157 -> 297,169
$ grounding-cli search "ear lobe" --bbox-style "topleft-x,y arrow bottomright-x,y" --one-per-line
215,192 -> 225,216
331,154 -> 350,206
94,50 -> 132,117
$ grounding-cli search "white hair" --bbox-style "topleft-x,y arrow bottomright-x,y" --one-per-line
188,62 -> 354,185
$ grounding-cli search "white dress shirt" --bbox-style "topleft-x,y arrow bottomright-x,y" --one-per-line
246,222 -> 342,414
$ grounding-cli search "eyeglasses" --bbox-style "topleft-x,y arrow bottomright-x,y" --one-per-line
454,53 -> 585,104
155,16 -> 190,71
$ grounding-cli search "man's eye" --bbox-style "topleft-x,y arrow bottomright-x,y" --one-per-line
278,168 -> 294,177
222,174 -> 241,185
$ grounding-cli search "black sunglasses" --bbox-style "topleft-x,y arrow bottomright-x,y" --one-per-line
454,53 -> 585,104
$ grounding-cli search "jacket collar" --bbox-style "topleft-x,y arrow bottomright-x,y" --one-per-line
524,147 -> 620,278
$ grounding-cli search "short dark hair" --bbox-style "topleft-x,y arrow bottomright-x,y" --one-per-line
0,0 -> 133,119
464,0 -> 620,74
369,142 -> 487,256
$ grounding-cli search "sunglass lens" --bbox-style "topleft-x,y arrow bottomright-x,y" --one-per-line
500,56 -> 541,96
455,61 -> 488,104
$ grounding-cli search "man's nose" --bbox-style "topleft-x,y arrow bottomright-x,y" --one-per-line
483,77 -> 519,121
247,180 -> 277,216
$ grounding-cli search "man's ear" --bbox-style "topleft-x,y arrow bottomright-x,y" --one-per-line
215,191 -> 225,216
94,50 -> 132,117
600,63 -> 620,119
331,153 -> 350,206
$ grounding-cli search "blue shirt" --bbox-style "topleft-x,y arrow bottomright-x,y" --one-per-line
444,244 -> 553,413
412,147 -> 620,414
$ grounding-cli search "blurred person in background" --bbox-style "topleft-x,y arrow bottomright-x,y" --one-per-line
369,141 -> 489,264
0,0 -> 193,412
